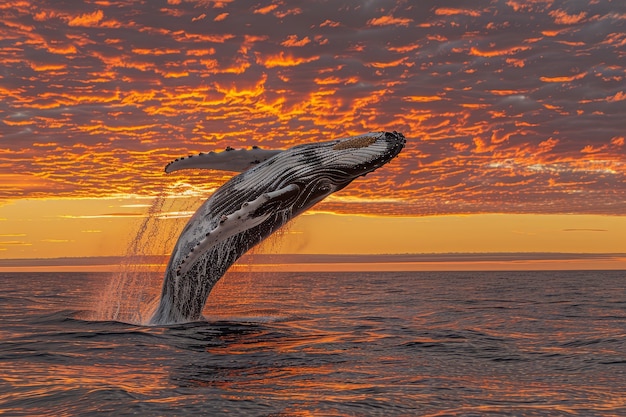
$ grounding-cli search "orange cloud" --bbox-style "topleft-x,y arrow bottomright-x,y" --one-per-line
365,57 -> 412,69
388,43 -> 420,53
29,62 -> 67,72
435,8 -> 482,17
214,12 -> 228,21
367,15 -> 413,27
253,4 -> 278,15
549,9 -> 587,25
607,91 -> 626,102
403,96 -> 442,103
611,137 -> 625,147
319,19 -> 340,28
537,138 -> 558,153
539,72 -> 587,82
281,35 -> 311,47
67,10 -> 104,27
256,51 -> 319,68
469,45 -> 530,57
172,32 -> 235,43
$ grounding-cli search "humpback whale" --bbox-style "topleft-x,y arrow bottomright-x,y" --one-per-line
150,131 -> 405,325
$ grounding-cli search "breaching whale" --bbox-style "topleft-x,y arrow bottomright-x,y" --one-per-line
149,131 -> 406,325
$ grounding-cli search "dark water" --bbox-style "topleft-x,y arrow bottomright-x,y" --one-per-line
0,270 -> 625,416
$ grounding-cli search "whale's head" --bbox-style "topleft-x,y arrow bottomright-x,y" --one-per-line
259,130 -> 406,214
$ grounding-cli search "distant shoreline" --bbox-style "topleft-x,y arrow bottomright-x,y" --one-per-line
1,253 -> 624,272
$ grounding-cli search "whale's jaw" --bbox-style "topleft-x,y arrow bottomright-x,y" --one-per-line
149,131 -> 405,325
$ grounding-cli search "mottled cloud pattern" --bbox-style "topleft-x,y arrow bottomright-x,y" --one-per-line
1,0 -> 625,215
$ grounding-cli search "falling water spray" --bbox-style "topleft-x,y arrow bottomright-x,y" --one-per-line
91,189 -> 200,324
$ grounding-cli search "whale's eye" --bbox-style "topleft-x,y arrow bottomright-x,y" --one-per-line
318,183 -> 331,193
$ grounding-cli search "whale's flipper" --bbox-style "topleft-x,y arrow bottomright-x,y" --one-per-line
176,183 -> 300,276
165,147 -> 283,173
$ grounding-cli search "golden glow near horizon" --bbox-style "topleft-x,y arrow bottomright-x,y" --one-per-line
1,1 -> 625,266
1,197 -> 625,261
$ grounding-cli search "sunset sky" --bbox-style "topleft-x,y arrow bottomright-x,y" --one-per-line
1,0 -> 625,267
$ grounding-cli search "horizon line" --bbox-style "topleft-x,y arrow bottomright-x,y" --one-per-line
0,252 -> 625,273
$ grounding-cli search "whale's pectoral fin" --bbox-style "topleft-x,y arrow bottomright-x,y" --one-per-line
165,147 -> 283,173
176,183 -> 300,276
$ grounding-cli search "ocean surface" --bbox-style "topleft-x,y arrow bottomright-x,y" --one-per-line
0,270 -> 625,416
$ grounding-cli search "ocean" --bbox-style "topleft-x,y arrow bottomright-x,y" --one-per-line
0,270 -> 624,416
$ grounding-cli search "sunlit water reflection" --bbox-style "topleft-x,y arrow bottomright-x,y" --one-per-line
0,270 -> 625,416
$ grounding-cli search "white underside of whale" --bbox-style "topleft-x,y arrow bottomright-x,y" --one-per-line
175,183 -> 299,276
